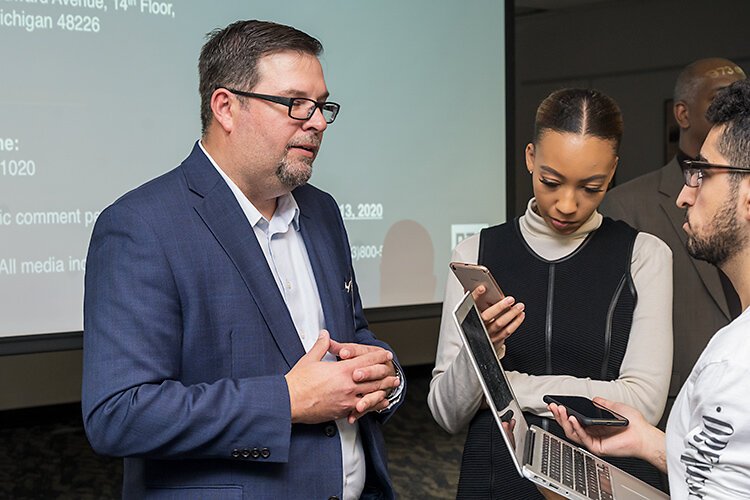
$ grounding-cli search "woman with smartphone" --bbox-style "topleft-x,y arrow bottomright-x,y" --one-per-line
428,88 -> 672,498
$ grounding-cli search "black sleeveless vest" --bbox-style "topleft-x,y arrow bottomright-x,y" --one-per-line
478,216 -> 637,384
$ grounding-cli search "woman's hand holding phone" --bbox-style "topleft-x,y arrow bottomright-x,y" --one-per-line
473,285 -> 526,350
450,263 -> 526,350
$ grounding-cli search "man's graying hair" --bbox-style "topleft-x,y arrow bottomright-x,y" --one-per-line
198,20 -> 323,134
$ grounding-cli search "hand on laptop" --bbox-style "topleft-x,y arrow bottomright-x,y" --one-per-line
548,397 -> 668,473
472,286 -> 525,350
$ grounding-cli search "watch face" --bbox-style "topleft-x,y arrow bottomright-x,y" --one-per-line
385,364 -> 402,402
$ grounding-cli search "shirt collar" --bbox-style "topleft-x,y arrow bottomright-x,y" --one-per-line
198,140 -> 300,232
275,191 -> 301,232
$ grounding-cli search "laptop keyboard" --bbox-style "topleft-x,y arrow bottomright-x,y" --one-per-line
541,433 -> 613,500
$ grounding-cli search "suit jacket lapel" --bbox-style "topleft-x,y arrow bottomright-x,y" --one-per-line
658,158 -> 731,320
182,143 -> 305,368
296,194 -> 352,342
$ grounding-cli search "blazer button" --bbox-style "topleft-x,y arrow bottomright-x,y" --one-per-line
328,496 -> 340,500
231,449 -> 241,458
324,424 -> 337,437
260,447 -> 270,459
241,449 -> 251,459
250,447 -> 261,459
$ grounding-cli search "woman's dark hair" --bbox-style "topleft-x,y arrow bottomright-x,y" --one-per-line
533,89 -> 623,152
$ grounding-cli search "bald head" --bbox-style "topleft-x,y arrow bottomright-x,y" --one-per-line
674,58 -> 745,103
673,58 -> 746,156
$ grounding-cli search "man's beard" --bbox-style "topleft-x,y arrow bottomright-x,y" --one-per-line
275,136 -> 319,190
276,154 -> 313,190
686,196 -> 747,267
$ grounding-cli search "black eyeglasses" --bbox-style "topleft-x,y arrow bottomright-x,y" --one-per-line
221,87 -> 340,124
681,159 -> 750,188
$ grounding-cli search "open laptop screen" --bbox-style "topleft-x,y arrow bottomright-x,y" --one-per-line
454,292 -> 529,472
460,303 -> 514,411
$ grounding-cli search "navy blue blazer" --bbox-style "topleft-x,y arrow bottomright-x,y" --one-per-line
82,143 -> 403,499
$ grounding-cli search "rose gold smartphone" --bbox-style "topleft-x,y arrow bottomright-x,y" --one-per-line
449,262 -> 505,310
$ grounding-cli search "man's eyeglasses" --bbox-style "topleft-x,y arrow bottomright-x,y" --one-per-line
221,87 -> 340,124
681,159 -> 750,188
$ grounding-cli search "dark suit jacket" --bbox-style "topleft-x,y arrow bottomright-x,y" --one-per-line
601,157 -> 731,401
82,143 -> 402,499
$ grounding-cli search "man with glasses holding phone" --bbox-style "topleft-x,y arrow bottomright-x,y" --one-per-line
82,20 -> 403,500
551,79 -> 750,498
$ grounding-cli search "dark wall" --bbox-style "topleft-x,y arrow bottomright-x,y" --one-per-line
512,0 -> 750,216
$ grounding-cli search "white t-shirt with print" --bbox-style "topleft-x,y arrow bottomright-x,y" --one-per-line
666,307 -> 750,498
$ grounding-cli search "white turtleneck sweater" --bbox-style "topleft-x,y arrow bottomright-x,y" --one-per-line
428,199 -> 673,434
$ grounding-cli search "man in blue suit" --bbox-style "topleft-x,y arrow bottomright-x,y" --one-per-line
82,20 -> 404,500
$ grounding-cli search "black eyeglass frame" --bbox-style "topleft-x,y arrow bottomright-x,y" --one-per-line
681,159 -> 750,188
220,87 -> 340,124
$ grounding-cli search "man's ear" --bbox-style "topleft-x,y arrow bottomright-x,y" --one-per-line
739,178 -> 750,223
210,88 -> 237,133
674,101 -> 690,130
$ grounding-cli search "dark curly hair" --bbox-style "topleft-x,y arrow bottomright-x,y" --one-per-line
706,79 -> 750,169
533,88 -> 623,152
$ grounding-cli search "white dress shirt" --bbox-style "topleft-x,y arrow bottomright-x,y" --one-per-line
200,142 -> 364,500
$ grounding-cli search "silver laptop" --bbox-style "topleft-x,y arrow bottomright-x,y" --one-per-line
453,292 -> 669,500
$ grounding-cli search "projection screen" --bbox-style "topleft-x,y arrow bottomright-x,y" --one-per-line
0,0 -> 508,345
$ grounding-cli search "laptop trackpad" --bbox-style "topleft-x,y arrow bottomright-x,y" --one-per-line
616,483 -> 652,499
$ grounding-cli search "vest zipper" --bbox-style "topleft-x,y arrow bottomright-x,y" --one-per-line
545,264 -> 555,376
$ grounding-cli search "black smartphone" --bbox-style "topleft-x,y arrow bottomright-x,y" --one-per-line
543,395 -> 629,427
